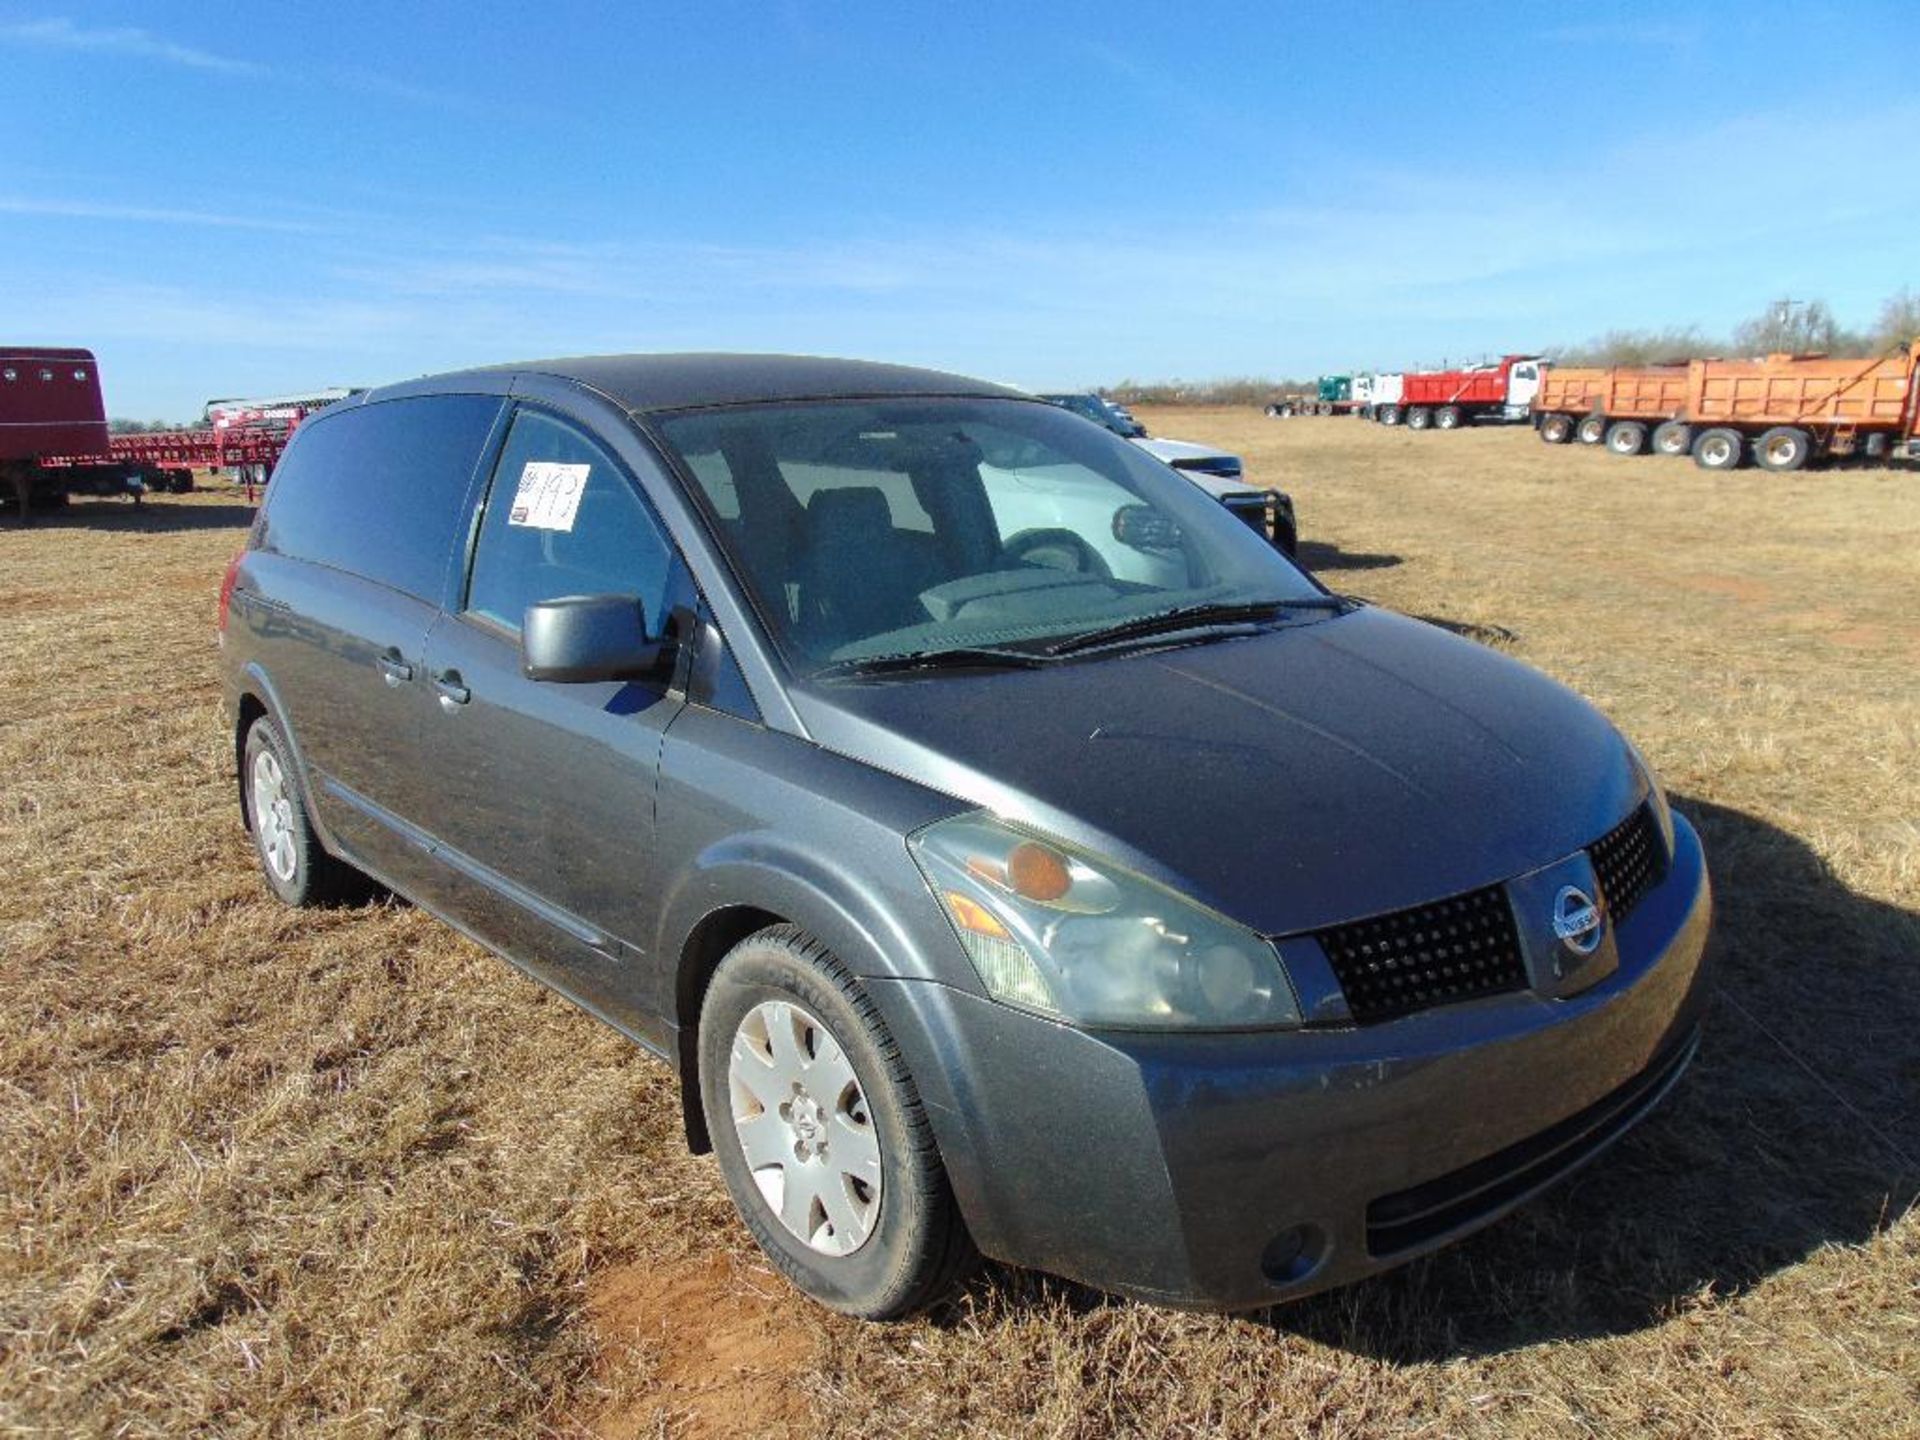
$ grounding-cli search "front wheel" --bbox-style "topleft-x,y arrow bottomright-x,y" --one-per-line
700,927 -> 978,1318
1379,405 -> 1403,426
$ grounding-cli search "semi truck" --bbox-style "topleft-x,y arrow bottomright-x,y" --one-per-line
1397,355 -> 1546,431
1533,365 -> 1691,454
1265,374 -> 1360,417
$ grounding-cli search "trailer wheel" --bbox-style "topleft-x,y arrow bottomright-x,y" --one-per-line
1575,414 -> 1608,445
1605,420 -> 1648,456
1538,414 -> 1574,443
1754,427 -> 1812,472
1379,405 -> 1402,427
1406,407 -> 1432,431
1691,427 -> 1746,471
1651,421 -> 1692,457
1435,406 -> 1463,430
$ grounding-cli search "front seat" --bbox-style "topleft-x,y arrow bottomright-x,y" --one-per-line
798,486 -> 931,652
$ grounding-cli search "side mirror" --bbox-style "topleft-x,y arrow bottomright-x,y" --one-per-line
521,594 -> 663,683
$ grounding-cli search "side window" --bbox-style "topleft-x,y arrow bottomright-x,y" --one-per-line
466,409 -> 673,634
261,395 -> 503,601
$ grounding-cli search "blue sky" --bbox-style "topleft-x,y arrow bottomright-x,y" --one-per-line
3,2 -> 1916,418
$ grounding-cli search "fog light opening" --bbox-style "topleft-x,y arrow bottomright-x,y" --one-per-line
1260,1224 -> 1327,1286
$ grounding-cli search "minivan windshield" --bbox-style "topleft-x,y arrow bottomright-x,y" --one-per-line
654,397 -> 1328,674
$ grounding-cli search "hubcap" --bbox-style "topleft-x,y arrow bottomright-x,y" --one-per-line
727,1000 -> 882,1256
250,748 -> 298,883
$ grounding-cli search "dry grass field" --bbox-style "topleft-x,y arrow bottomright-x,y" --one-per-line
3,412 -> 1917,1437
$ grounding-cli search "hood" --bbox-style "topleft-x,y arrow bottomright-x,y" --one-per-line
1131,435 -> 1239,467
790,608 -> 1642,937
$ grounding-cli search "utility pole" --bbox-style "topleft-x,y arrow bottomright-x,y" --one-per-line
1772,297 -> 1803,349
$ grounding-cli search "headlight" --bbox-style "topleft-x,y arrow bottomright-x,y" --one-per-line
1626,738 -> 1676,855
909,813 -> 1301,1030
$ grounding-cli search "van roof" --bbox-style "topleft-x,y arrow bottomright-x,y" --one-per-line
417,352 -> 1027,414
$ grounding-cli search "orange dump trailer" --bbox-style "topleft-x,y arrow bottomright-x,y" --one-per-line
1681,344 -> 1920,470
1533,364 -> 1691,454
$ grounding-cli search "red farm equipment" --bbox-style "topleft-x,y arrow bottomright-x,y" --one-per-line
3,346 -> 352,518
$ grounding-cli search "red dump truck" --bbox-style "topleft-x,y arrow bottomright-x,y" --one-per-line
1533,365 -> 1692,455
1399,355 -> 1546,431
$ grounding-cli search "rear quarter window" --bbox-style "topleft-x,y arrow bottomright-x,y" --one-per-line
260,394 -> 504,602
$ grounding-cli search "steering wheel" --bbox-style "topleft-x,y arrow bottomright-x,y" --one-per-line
1003,528 -> 1113,580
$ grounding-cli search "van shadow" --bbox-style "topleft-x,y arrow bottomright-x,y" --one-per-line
957,797 -> 1919,1358
1296,540 -> 1402,573
1262,794 -> 1920,1359
6,499 -> 258,532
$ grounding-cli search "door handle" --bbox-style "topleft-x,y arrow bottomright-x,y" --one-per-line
433,670 -> 471,709
376,651 -> 414,686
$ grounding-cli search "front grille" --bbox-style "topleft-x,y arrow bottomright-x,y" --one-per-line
1589,803 -> 1666,926
1365,1028 -> 1698,1255
1314,884 -> 1527,1024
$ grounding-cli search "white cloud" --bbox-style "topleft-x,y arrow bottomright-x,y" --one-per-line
0,196 -> 321,232
0,17 -> 264,75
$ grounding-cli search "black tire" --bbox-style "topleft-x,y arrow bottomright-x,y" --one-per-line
1379,405 -> 1403,427
1863,433 -> 1891,462
241,717 -> 370,906
1605,420 -> 1648,456
1435,405 -> 1463,431
1406,407 -> 1432,431
699,926 -> 979,1318
1651,420 -> 1692,457
1575,414 -> 1608,445
1539,414 -> 1574,444
1754,426 -> 1812,472
1691,427 -> 1746,471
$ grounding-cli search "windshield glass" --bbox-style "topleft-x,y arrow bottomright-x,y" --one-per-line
655,397 -> 1325,672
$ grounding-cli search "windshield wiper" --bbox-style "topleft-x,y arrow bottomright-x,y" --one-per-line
1039,596 -> 1348,657
811,645 -> 1055,680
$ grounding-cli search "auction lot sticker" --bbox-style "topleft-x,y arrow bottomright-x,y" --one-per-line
508,462 -> 590,531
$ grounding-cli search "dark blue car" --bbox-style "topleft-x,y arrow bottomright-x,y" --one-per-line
219,354 -> 1711,1317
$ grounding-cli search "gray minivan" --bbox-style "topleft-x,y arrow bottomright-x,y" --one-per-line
219,354 -> 1712,1318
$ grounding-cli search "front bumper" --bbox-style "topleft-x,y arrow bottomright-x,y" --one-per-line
871,812 -> 1712,1309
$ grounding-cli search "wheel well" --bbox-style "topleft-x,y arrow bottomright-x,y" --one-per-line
675,904 -> 786,1153
234,693 -> 267,830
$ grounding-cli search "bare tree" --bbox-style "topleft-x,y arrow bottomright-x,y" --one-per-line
1869,288 -> 1920,349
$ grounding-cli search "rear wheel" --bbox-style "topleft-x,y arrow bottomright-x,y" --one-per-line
1605,420 -> 1648,456
1575,414 -> 1608,445
242,717 -> 370,906
1406,407 -> 1432,431
1691,427 -> 1747,471
1539,413 -> 1574,444
1863,433 -> 1891,462
1651,420 -> 1692,456
1754,426 -> 1812,472
1435,405 -> 1463,431
700,926 -> 978,1318
1379,405 -> 1403,426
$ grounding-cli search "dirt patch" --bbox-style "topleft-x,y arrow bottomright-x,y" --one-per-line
583,1252 -> 820,1438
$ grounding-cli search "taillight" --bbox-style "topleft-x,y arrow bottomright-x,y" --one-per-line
217,550 -> 244,637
